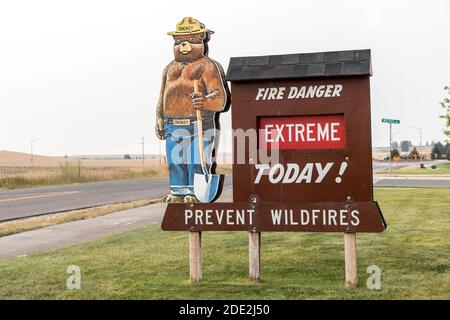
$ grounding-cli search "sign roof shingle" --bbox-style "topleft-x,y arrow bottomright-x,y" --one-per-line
225,49 -> 372,81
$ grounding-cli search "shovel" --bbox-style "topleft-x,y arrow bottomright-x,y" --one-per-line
193,80 -> 223,203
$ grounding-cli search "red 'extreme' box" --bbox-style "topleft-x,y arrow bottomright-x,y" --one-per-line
258,114 -> 346,150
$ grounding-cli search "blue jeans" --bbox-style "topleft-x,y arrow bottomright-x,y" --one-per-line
164,116 -> 216,196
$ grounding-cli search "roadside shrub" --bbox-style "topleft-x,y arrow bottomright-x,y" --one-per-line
408,147 -> 419,160
58,162 -> 80,182
390,148 -> 400,159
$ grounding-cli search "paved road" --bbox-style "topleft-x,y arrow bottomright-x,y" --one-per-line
0,203 -> 167,259
0,189 -> 233,260
372,161 -> 439,173
0,179 -> 168,222
1,173 -> 448,222
0,177 -> 232,222
372,162 -> 410,172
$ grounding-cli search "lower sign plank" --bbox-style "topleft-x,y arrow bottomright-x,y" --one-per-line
162,202 -> 386,233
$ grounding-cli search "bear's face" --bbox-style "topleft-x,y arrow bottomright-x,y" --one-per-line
173,33 -> 207,63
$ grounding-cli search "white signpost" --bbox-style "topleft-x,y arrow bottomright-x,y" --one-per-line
382,118 -> 400,175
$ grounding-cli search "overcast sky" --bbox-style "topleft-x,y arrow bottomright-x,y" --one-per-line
1,0 -> 449,156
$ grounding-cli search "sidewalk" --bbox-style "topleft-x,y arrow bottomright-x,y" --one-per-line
375,174 -> 450,179
0,189 -> 232,260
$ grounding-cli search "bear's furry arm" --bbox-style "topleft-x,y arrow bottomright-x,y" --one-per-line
202,60 -> 229,112
156,64 -> 170,119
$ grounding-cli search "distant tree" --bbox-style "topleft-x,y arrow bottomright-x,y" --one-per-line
440,86 -> 450,137
391,141 -> 399,148
431,142 -> 445,159
445,142 -> 450,154
390,148 -> 400,159
124,154 -> 131,160
400,140 -> 412,152
408,147 -> 419,160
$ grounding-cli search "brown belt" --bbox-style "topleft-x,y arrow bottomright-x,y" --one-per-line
165,115 -> 214,126
168,119 -> 192,126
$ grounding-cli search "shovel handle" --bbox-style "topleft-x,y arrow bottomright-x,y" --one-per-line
194,80 -> 206,170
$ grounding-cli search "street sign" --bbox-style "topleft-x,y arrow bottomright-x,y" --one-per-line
382,118 -> 400,176
382,118 -> 400,124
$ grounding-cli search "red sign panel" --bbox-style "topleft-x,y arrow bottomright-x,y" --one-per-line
258,114 -> 346,150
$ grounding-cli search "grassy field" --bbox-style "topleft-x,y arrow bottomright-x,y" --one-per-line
380,162 -> 450,175
0,163 -> 231,190
0,151 -> 169,189
0,187 -> 449,299
0,150 -> 232,189
0,164 -> 231,190
0,163 -> 168,189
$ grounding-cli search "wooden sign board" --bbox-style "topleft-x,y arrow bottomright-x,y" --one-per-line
231,77 -> 374,204
162,201 -> 385,232
161,48 -> 386,286
162,49 -> 386,233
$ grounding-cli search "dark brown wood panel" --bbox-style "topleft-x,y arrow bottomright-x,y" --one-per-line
162,201 -> 386,232
231,77 -> 374,203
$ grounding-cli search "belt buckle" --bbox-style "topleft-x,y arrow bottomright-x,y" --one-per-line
173,119 -> 190,126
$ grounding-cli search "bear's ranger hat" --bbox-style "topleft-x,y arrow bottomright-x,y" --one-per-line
167,17 -> 214,36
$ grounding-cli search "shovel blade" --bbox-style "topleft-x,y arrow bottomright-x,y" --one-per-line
194,173 -> 223,203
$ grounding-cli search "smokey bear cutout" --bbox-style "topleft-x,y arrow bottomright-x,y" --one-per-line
156,17 -> 230,203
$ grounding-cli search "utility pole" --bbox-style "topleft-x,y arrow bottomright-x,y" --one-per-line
31,141 -> 33,167
419,128 -> 422,148
30,138 -> 40,168
409,126 -> 423,161
389,123 -> 392,176
77,157 -> 81,181
141,136 -> 145,167
382,118 -> 400,176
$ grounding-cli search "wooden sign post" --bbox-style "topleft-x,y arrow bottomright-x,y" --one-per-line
344,232 -> 357,288
249,231 -> 261,282
162,49 -> 386,287
189,231 -> 202,282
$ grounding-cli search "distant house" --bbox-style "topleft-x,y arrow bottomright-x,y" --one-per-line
409,145 -> 432,159
372,146 -> 433,160
372,147 -> 390,160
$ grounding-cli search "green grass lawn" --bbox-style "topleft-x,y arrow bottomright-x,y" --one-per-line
0,187 -> 449,299
380,162 -> 450,175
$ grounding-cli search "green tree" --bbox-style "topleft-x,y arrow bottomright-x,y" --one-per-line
431,142 -> 445,159
445,142 -> 450,154
440,86 -> 450,137
400,140 -> 412,152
